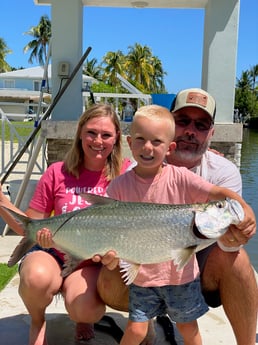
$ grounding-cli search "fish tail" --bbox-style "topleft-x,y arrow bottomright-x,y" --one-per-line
1,206 -> 35,266
8,236 -> 35,267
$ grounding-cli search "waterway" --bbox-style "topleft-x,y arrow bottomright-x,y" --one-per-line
240,128 -> 258,271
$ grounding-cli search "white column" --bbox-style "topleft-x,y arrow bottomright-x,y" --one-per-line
51,0 -> 83,120
202,0 -> 240,123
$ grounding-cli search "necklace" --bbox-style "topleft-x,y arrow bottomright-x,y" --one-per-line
133,166 -> 164,203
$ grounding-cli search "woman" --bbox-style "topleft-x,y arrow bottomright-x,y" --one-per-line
0,103 -> 131,345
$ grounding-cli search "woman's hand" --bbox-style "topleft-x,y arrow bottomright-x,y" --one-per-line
36,228 -> 54,248
92,250 -> 119,270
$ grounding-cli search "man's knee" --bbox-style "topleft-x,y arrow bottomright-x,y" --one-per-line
97,266 -> 129,312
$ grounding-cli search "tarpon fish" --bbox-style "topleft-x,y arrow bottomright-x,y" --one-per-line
5,194 -> 244,284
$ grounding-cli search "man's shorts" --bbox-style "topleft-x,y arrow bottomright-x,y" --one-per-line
128,277 -> 209,323
196,243 -> 221,308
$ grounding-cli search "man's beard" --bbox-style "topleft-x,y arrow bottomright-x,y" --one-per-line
173,135 -> 210,166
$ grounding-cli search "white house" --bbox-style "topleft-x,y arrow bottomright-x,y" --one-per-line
0,66 -> 97,119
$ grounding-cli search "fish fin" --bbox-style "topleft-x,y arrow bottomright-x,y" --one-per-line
8,236 -> 35,266
171,247 -> 197,271
80,193 -> 117,205
195,240 -> 215,253
119,259 -> 140,285
61,253 -> 84,277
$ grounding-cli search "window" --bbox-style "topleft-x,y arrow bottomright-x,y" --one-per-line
4,80 -> 15,88
34,81 -> 41,91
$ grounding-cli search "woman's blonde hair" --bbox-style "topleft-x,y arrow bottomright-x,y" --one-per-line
64,103 -> 122,180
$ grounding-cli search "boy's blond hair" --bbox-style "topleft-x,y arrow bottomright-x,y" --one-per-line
131,104 -> 175,140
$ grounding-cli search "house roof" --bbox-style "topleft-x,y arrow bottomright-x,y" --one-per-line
0,66 -> 51,79
0,89 -> 51,101
0,65 -> 97,83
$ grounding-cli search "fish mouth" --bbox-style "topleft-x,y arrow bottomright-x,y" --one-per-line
192,223 -> 209,239
227,198 -> 244,224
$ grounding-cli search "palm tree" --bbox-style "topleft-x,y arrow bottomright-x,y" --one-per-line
236,70 -> 252,91
83,58 -> 102,80
235,70 -> 254,118
250,64 -> 258,94
0,38 -> 12,72
23,15 -> 51,65
125,43 -> 154,91
150,56 -> 167,93
101,50 -> 126,86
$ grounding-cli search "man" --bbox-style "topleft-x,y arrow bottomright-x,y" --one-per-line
96,88 -> 257,345
166,88 -> 257,345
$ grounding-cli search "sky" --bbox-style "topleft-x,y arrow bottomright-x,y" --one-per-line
1,0 -> 257,93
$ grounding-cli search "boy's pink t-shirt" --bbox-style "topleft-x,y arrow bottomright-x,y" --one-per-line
29,159 -> 131,215
107,164 -> 214,287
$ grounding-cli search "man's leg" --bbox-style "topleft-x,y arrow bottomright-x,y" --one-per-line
201,246 -> 257,345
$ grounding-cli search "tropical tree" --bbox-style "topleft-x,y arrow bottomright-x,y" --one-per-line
23,15 -> 51,65
235,69 -> 258,118
0,38 -> 12,72
83,58 -> 102,80
101,50 -> 126,86
125,43 -> 154,91
250,64 -> 258,93
149,55 -> 166,93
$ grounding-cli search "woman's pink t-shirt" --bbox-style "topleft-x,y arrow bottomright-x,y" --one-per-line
29,159 -> 131,215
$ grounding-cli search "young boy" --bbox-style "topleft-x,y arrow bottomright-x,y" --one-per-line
106,104 -> 255,345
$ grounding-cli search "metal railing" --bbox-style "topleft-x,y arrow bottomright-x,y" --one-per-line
0,111 -> 47,180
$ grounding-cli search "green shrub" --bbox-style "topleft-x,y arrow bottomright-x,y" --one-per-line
0,263 -> 18,291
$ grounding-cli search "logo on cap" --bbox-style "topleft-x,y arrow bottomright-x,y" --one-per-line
186,92 -> 208,108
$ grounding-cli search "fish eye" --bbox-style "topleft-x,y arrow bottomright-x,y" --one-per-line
216,201 -> 224,208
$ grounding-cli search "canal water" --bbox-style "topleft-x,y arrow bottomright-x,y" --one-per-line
240,128 -> 258,271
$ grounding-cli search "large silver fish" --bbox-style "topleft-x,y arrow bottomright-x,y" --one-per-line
5,194 -> 243,283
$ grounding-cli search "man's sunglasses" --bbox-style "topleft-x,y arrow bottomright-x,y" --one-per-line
174,115 -> 213,132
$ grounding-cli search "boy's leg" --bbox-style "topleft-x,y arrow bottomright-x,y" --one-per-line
120,320 -> 149,345
176,320 -> 202,345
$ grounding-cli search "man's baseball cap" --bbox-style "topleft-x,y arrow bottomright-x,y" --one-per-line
170,88 -> 216,120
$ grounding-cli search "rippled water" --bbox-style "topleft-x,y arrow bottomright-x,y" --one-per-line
240,128 -> 258,270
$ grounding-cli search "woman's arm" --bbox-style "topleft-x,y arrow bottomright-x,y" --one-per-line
0,183 -> 50,236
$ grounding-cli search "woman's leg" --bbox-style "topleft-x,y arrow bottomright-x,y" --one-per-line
19,251 -> 63,345
62,264 -> 106,340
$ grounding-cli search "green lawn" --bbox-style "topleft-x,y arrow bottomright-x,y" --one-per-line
0,121 -> 35,142
0,263 -> 18,292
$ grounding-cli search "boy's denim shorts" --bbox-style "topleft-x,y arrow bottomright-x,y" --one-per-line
128,277 -> 208,323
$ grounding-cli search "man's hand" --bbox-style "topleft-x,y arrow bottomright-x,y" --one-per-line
92,250 -> 119,270
219,212 -> 256,249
